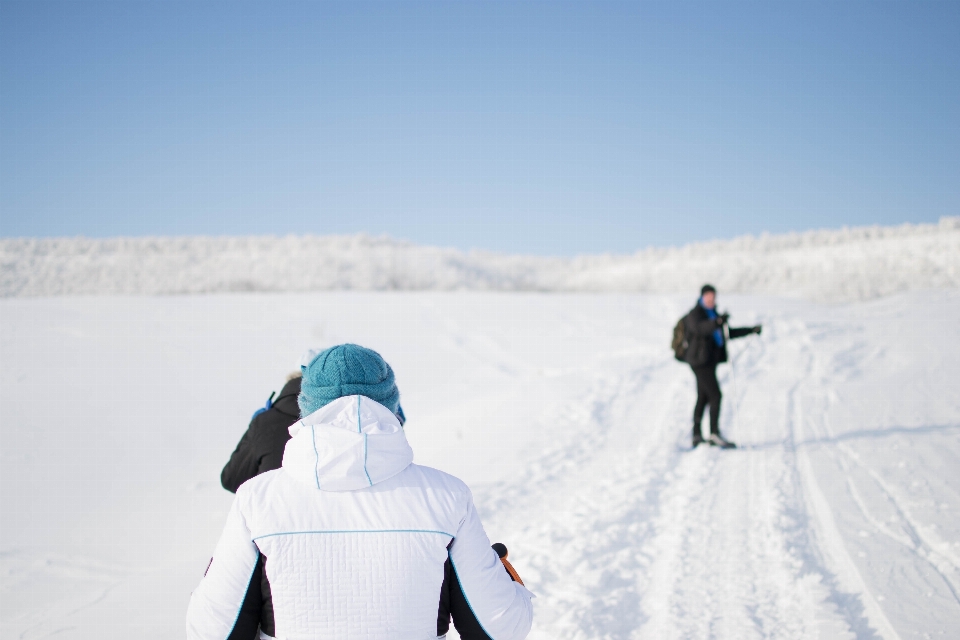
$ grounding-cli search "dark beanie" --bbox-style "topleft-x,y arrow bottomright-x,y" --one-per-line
701,284 -> 716,296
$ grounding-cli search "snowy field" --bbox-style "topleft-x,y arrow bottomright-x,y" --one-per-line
1,289 -> 958,639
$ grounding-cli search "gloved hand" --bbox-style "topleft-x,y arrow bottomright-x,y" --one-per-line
717,313 -> 730,326
252,391 -> 276,419
753,325 -> 763,335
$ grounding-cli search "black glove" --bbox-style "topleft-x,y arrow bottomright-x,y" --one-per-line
753,325 -> 762,335
716,313 -> 730,326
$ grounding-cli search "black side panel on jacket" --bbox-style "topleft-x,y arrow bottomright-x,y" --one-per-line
260,553 -> 275,637
437,557 -> 451,636
221,377 -> 302,493
227,553 -> 263,640
438,555 -> 494,640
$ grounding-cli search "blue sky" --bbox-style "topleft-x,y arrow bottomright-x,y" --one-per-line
1,1 -> 958,255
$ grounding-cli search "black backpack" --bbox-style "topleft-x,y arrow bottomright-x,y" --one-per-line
672,315 -> 689,362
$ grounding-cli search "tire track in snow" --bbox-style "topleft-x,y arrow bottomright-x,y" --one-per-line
834,439 -> 960,605
636,319 -> 850,640
781,313 -> 960,639
789,326 -> 901,640
791,426 -> 896,639
809,388 -> 960,605
797,385 -> 960,635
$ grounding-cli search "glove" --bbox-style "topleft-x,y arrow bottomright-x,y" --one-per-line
252,391 -> 276,419
716,313 -> 730,326
753,325 -> 762,335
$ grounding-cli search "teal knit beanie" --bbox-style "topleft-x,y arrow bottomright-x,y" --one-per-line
298,344 -> 401,418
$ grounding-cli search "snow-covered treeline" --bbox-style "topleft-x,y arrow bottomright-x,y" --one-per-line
2,217 -> 958,301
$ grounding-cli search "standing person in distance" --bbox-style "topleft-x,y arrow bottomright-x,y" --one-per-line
683,285 -> 762,448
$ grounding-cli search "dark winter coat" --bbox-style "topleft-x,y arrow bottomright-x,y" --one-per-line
221,377 -> 302,494
683,302 -> 754,368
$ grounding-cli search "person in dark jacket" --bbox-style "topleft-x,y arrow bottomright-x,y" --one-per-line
683,284 -> 762,448
220,367 -> 498,640
221,374 -> 303,494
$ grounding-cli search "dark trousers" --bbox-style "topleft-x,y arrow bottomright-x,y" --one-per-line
692,365 -> 722,437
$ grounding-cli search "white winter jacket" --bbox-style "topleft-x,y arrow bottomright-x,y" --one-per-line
187,395 -> 534,640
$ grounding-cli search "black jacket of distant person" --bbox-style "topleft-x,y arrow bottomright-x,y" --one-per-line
220,376 -> 493,640
682,302 -> 755,369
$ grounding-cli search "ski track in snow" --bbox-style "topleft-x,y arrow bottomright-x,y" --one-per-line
2,291 -> 959,639
467,299 -> 960,639
471,316 -> 843,640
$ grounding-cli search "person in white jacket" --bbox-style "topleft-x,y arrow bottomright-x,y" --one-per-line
187,344 -> 534,640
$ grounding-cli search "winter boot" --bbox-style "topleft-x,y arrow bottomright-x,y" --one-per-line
692,425 -> 704,448
708,433 -> 736,449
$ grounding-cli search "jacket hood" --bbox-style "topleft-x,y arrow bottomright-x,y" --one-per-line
282,395 -> 414,491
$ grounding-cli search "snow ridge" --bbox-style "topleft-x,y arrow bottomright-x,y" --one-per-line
2,217 -> 958,301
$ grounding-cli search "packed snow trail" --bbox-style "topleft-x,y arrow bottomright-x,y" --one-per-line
469,312 -> 862,639
466,293 -> 960,639
1,291 -> 958,639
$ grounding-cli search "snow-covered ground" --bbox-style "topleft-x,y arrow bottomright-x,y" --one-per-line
3,218 -> 959,302
1,290 -> 958,639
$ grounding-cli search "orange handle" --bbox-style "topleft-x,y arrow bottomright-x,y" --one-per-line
500,556 -> 524,586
